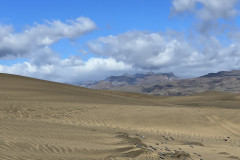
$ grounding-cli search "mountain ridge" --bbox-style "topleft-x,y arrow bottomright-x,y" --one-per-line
79,70 -> 240,96
79,72 -> 177,89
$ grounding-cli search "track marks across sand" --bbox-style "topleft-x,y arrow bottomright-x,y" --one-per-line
1,102 -> 240,159
0,73 -> 240,159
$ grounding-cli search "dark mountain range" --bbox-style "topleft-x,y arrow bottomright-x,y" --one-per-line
142,70 -> 240,96
79,72 -> 177,90
79,70 -> 240,96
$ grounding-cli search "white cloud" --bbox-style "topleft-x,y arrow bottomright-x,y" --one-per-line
0,17 -> 131,83
88,31 -> 199,69
0,17 -> 96,58
171,0 -> 196,13
0,56 -> 133,83
1,3 -> 240,83
0,25 -> 13,38
0,17 -> 135,83
88,30 -> 240,78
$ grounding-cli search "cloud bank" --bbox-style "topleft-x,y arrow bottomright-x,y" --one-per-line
1,1 -> 240,83
87,30 -> 240,77
87,0 -> 240,78
0,17 -> 133,82
0,57 -> 132,83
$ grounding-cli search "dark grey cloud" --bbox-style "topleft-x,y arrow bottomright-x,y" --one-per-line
172,0 -> 239,34
172,0 -> 239,20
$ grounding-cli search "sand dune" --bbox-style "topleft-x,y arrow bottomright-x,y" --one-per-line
0,73 -> 240,160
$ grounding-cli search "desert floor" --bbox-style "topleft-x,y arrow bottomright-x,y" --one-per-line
0,73 -> 240,160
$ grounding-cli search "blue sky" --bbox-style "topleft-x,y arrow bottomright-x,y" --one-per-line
0,1 -> 174,31
0,0 -> 181,60
0,1 -> 175,61
0,0 -> 240,83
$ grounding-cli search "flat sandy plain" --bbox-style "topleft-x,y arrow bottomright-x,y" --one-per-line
0,73 -> 240,160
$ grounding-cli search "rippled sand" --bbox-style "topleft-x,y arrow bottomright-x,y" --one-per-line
0,73 -> 240,160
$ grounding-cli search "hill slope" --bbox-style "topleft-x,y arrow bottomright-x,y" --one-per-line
0,73 -> 240,160
0,73 -> 159,106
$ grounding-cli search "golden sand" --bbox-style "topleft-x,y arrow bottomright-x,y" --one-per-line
0,73 -> 239,160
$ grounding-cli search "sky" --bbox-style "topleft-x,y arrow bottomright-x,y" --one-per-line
0,0 -> 240,83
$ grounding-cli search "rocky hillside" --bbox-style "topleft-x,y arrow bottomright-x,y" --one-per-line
79,70 -> 240,96
79,72 -> 177,90
142,70 -> 240,96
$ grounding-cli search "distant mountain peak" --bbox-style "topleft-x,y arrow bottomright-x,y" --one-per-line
201,70 -> 240,78
142,70 -> 240,96
79,72 -> 177,90
78,70 -> 240,96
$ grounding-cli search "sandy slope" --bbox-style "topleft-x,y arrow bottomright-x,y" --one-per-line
0,73 -> 240,160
